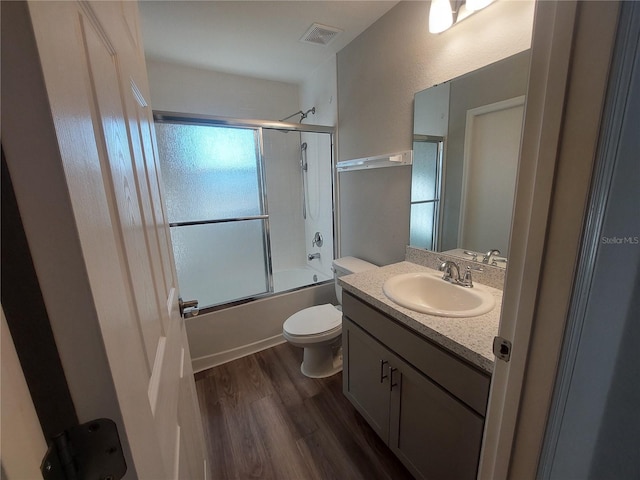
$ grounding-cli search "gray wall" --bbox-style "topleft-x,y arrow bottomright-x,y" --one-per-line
338,167 -> 412,266
336,0 -> 534,266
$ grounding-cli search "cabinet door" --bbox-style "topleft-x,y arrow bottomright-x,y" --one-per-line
389,359 -> 484,480
343,317 -> 392,441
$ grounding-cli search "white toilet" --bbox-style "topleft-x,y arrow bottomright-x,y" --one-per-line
282,256 -> 377,378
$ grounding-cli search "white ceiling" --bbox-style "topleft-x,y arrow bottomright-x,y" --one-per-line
139,1 -> 399,85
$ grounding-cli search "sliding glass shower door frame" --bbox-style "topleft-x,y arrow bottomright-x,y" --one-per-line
153,111 -> 335,311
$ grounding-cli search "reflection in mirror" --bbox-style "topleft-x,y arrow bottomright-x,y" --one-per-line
410,136 -> 443,250
411,50 -> 530,267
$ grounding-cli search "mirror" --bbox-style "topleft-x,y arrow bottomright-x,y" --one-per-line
410,50 -> 530,267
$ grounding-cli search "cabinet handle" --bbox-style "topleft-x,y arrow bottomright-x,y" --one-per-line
380,360 -> 389,383
390,367 -> 398,391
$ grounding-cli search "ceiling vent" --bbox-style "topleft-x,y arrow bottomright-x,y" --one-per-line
300,23 -> 343,46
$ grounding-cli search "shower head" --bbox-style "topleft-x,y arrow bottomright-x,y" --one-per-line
279,107 -> 316,123
301,142 -> 308,151
280,107 -> 316,123
300,107 -> 316,122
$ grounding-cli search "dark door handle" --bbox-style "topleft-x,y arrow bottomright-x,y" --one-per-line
389,367 -> 398,391
380,360 -> 389,383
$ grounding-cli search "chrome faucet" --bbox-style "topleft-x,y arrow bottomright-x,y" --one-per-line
308,252 -> 320,261
482,249 -> 501,264
491,256 -> 507,266
439,260 -> 479,288
312,231 -> 323,248
460,266 -> 475,288
439,260 -> 461,284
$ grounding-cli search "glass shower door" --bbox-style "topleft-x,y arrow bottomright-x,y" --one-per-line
155,122 -> 271,308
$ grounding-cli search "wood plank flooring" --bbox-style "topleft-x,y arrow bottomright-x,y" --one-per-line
195,342 -> 414,480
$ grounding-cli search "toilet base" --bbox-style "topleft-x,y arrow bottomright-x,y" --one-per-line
299,344 -> 343,379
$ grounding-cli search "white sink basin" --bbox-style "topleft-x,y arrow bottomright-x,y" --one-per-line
382,272 -> 495,317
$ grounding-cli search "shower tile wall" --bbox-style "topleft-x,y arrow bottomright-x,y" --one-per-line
263,130 -> 306,272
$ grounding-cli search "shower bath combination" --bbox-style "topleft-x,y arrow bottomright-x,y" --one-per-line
155,110 -> 333,310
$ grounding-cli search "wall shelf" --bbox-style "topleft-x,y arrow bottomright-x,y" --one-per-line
337,150 -> 413,172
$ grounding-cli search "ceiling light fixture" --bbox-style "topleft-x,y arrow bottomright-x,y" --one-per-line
465,0 -> 494,11
429,0 -> 454,34
428,0 -> 495,34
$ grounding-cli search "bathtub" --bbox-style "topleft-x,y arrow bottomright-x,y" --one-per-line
187,266 -> 336,372
273,267 -> 332,293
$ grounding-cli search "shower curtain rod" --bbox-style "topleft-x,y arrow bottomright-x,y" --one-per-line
153,110 -> 333,134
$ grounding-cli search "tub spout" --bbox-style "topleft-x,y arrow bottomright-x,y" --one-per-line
308,253 -> 321,261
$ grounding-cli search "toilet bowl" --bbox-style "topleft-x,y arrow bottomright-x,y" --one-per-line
282,257 -> 377,378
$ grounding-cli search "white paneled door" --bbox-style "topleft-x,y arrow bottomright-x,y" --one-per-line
24,1 -> 207,478
458,96 -> 525,256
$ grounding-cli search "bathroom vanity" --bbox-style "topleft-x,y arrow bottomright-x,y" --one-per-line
339,261 -> 502,480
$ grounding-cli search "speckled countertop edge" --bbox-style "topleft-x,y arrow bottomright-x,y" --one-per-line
339,261 -> 502,374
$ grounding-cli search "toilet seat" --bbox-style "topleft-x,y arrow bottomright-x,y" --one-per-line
283,304 -> 341,336
284,324 -> 341,339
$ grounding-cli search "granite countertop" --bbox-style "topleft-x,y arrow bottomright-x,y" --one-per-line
339,261 -> 502,374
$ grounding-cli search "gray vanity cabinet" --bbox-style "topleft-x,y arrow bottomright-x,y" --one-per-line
342,313 -> 393,441
342,291 -> 489,480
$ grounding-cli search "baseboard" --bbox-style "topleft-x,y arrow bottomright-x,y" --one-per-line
191,334 -> 287,373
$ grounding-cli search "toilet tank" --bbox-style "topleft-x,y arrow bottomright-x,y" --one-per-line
332,256 -> 377,304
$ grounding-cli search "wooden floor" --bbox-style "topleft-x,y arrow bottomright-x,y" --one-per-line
195,342 -> 414,480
